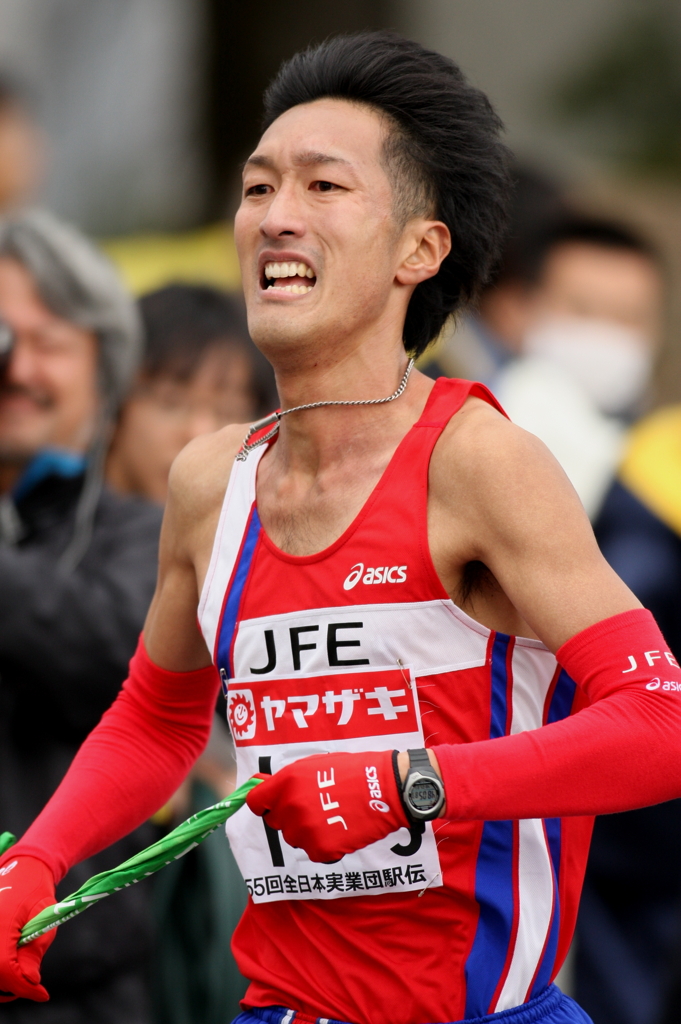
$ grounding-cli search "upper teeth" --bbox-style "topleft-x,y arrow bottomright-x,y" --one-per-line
264,261 -> 315,279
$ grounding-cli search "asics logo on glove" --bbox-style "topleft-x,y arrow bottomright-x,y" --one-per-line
365,766 -> 390,812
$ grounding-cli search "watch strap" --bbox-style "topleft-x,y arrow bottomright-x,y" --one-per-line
407,748 -> 432,772
391,749 -> 411,821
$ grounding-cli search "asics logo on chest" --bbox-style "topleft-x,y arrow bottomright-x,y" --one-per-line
343,562 -> 408,591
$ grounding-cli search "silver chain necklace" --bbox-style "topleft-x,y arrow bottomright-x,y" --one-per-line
236,358 -> 415,461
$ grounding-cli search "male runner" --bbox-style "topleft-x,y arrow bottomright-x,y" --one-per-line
2,31 -> 681,1024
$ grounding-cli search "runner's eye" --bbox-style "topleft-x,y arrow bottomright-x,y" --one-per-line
312,181 -> 341,192
245,184 -> 272,196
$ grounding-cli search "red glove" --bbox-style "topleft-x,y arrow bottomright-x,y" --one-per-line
0,855 -> 56,1002
246,749 -> 410,863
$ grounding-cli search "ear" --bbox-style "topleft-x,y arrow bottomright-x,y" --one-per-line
395,220 -> 451,287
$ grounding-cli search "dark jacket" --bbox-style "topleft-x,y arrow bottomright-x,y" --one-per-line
0,470 -> 162,1023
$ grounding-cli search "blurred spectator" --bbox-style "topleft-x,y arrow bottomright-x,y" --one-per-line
507,217 -> 661,412
106,283 -> 276,504
433,207 -> 663,521
0,74 -> 44,214
0,209 -> 162,1024
493,214 -> 663,519
105,282 -> 274,1024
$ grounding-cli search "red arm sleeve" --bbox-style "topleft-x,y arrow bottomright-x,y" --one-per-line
433,609 -> 681,820
10,637 -> 220,882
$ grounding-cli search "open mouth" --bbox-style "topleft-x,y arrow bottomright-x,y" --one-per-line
262,260 -> 316,295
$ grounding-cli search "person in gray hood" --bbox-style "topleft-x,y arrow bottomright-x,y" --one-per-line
0,209 -> 162,1023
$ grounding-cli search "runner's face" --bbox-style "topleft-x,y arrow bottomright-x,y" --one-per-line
236,99 -> 405,362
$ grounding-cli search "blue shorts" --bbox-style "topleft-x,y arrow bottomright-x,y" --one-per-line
233,983 -> 593,1024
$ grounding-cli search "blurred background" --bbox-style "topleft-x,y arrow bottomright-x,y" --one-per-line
2,3 -> 681,1024
2,0 -> 681,399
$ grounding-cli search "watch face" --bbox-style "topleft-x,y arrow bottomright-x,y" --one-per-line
408,777 -> 441,813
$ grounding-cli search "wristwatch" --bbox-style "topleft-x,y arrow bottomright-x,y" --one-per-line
401,748 -> 445,821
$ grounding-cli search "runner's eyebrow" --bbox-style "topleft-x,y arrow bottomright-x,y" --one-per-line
292,151 -> 352,168
244,151 -> 352,170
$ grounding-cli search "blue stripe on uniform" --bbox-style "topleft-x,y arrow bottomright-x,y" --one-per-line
489,632 -> 511,738
464,819 -> 516,1018
546,670 -> 576,724
464,633 -> 515,1018
216,505 -> 261,679
526,669 -> 576,997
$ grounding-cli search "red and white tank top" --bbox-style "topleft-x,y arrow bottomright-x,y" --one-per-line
198,378 -> 592,1024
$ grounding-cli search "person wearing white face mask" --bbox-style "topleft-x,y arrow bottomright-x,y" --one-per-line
523,315 -> 654,419
491,216 -> 663,521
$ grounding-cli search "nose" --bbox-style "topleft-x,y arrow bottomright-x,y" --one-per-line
259,179 -> 306,240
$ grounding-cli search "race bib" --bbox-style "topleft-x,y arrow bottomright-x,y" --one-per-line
224,665 -> 443,903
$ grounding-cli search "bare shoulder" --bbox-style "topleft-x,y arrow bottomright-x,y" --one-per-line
432,394 -> 566,479
430,395 -> 590,549
167,423 -> 246,518
161,422 -> 252,568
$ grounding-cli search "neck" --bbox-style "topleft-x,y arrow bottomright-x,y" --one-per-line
271,311 -> 406,403
265,345 -> 432,476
